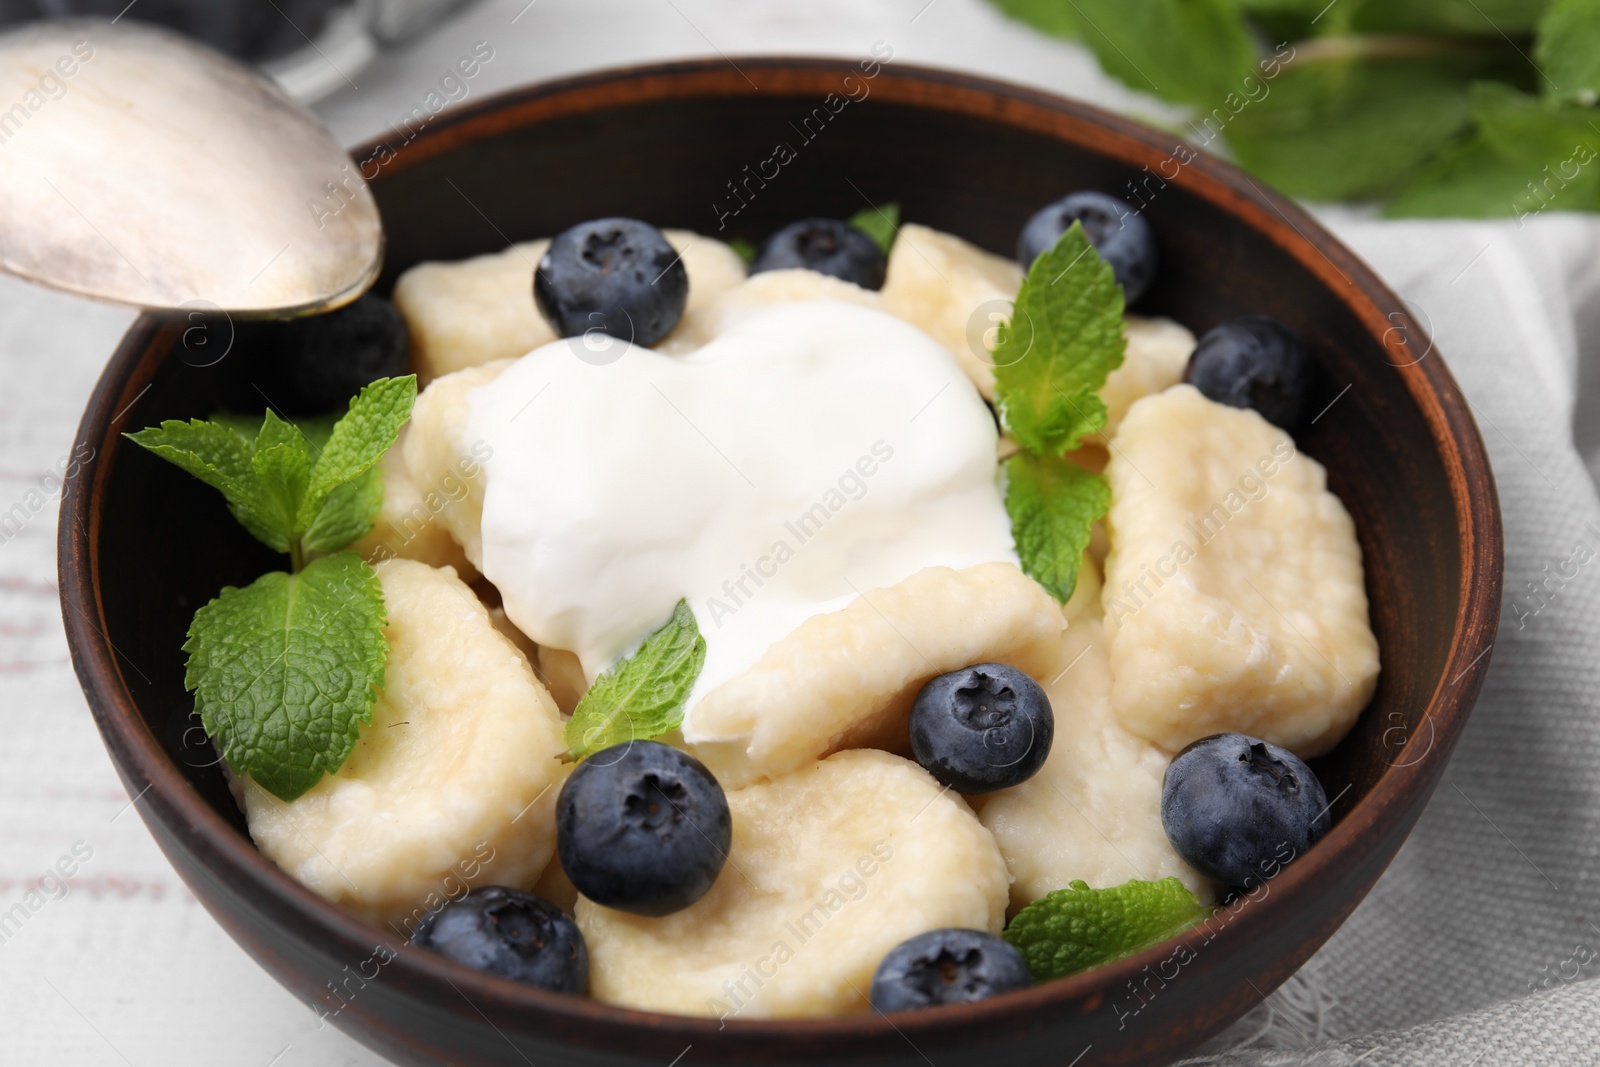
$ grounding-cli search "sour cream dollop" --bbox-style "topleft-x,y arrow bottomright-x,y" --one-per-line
468,298 -> 1018,704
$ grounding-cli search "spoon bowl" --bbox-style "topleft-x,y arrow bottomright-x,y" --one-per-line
0,19 -> 381,314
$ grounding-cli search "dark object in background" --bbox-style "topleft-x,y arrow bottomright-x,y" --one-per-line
220,294 -> 410,416
368,0 -> 477,43
270,293 -> 410,412
0,0 -> 346,62
0,0 -> 476,61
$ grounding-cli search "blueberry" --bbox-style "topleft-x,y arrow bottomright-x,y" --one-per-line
262,293 -> 410,413
409,886 -> 587,993
556,741 -> 731,917
1183,316 -> 1315,431
534,218 -> 688,348
1160,733 -> 1331,892
870,928 -> 1031,1012
909,663 -> 1053,794
750,218 -> 887,290
1017,191 -> 1157,303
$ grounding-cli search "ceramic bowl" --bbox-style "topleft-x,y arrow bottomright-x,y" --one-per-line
60,58 -> 1502,1066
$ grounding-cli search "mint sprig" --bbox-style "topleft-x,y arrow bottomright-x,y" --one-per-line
563,599 -> 706,762
297,377 -> 414,530
130,377 -> 412,569
993,223 -> 1124,603
127,376 -> 417,801
1003,877 -> 1211,981
847,202 -> 900,254
1536,0 -> 1600,102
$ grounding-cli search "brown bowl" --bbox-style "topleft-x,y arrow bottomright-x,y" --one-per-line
60,59 -> 1501,1066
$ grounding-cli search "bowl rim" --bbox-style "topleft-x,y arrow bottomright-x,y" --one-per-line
59,56 -> 1503,1051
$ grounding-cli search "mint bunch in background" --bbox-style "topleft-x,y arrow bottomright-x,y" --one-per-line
127,376 -> 417,801
995,222 -> 1124,603
989,0 -> 1600,218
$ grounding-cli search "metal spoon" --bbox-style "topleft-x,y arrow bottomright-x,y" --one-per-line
0,18 -> 382,316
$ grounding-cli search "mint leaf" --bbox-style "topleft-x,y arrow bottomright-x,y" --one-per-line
987,0 -> 1079,38
1004,878 -> 1211,981
251,410 -> 312,542
255,406 -> 305,453
212,409 -> 340,452
210,410 -> 270,443
1475,82 -> 1600,184
1241,5 -> 1330,47
1390,84 -> 1600,216
296,405 -> 384,556
298,376 -> 416,530
1237,0 -> 1333,10
1351,0 -> 1552,36
991,0 -> 1256,106
206,409 -> 384,556
126,418 -> 254,484
1536,0 -> 1600,98
1384,131 -> 1536,216
993,222 -> 1125,458
1223,55 -> 1485,201
126,419 -> 291,552
1005,453 -> 1111,602
847,202 -> 900,254
303,473 -> 384,554
184,552 -> 387,801
564,599 -> 706,761
728,237 -> 757,265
